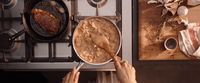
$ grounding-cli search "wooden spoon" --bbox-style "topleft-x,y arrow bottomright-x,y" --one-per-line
90,32 -> 116,59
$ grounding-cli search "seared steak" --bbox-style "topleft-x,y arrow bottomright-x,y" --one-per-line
31,9 -> 60,35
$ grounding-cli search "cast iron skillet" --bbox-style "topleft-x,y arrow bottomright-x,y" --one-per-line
22,0 -> 69,41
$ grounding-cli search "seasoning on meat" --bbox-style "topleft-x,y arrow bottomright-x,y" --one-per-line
31,9 -> 60,35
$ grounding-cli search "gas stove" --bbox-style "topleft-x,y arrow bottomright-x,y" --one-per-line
0,0 -> 132,71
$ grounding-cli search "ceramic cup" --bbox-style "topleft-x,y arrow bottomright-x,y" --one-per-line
164,37 -> 178,51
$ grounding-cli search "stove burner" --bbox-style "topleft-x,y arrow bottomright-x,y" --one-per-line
0,29 -> 21,52
87,0 -> 107,8
0,0 -> 17,9
0,33 -> 14,50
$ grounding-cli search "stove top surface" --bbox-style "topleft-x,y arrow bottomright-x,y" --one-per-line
0,0 -> 132,71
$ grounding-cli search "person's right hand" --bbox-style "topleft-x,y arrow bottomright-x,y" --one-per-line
62,68 -> 80,83
113,56 -> 137,83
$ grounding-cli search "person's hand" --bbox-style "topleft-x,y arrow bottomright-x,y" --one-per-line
62,68 -> 80,83
113,57 -> 137,83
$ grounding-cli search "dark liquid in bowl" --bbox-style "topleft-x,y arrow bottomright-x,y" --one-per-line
166,38 -> 177,49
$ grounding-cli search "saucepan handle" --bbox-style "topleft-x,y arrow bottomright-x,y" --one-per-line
75,62 -> 84,71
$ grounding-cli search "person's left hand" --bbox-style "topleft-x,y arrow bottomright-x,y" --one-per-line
62,68 -> 80,83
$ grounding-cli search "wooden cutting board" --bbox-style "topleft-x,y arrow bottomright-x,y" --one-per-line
187,5 -> 200,23
138,0 -> 191,60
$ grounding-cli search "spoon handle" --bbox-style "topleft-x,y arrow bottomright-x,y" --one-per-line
105,49 -> 120,61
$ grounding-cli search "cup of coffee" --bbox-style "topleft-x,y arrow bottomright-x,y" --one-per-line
164,37 -> 177,50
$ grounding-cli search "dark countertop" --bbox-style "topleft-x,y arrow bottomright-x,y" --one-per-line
135,64 -> 200,83
2,64 -> 200,83
0,71 -> 97,83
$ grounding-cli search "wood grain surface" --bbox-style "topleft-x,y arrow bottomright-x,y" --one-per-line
138,0 -> 191,60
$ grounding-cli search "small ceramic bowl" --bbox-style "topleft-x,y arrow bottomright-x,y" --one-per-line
164,37 -> 178,50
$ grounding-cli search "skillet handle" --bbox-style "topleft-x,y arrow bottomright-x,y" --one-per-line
9,30 -> 25,41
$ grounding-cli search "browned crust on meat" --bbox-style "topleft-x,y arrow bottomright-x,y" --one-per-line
31,9 -> 60,35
